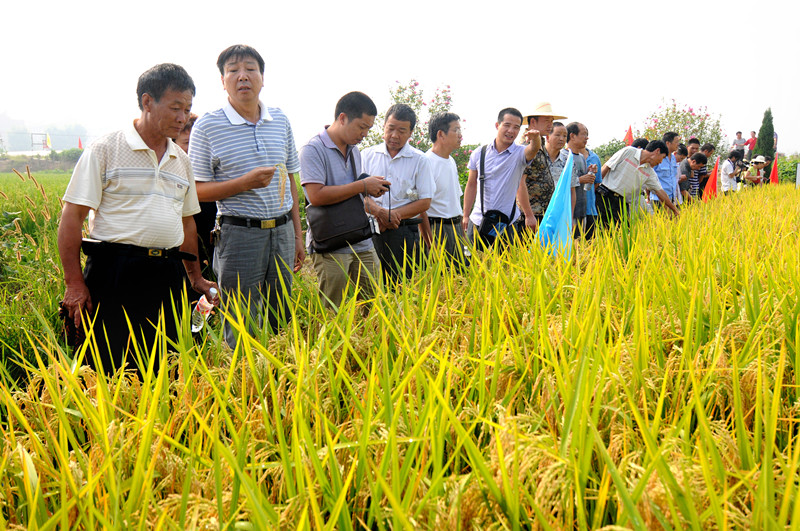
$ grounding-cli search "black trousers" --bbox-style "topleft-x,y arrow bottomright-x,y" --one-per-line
82,251 -> 186,376
372,223 -> 421,284
596,192 -> 625,228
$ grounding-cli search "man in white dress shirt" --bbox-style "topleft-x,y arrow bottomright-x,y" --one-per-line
361,104 -> 434,283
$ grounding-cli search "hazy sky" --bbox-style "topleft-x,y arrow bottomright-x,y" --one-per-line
4,0 -> 798,154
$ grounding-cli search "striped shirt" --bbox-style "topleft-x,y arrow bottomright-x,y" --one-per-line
189,101 -> 300,219
63,125 -> 199,248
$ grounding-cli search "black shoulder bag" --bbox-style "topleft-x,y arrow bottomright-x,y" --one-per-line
476,145 -> 517,247
306,151 -> 373,253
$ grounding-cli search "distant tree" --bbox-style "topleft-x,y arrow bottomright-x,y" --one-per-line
362,79 -> 454,153
592,138 -> 627,164
754,108 -> 775,159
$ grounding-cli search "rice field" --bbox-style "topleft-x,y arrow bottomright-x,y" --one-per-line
2,169 -> 800,529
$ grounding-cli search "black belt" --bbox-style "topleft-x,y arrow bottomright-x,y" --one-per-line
220,212 -> 290,229
428,215 -> 462,225
399,218 -> 423,227
81,239 -> 196,261
596,184 -> 623,199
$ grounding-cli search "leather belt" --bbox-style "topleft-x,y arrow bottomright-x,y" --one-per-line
596,184 -> 623,198
81,239 -> 196,261
220,212 -> 291,229
428,215 -> 462,225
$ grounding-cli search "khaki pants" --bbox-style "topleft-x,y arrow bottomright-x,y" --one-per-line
311,249 -> 380,309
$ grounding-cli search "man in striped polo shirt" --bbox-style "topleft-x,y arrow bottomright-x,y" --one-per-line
190,45 -> 304,346
58,63 -> 218,375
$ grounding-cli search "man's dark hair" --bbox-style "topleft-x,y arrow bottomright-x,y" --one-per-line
662,131 -> 680,144
632,138 -> 649,149
386,103 -> 417,131
497,107 -> 523,124
687,138 -> 701,146
552,121 -> 565,129
646,140 -> 669,155
690,153 -> 708,165
216,44 -> 265,75
429,112 -> 460,143
182,113 -> 198,134
565,122 -> 582,143
751,131 -> 756,135
701,143 -> 715,153
334,91 -> 377,121
736,131 -> 742,135
729,150 -> 743,161
676,144 -> 688,157
136,63 -> 195,111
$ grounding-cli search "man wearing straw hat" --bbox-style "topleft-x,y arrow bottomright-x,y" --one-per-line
519,102 -> 567,228
189,45 -> 304,346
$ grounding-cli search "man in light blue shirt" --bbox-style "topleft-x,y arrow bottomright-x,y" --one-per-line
461,108 -> 541,247
190,45 -> 304,345
650,131 -> 681,206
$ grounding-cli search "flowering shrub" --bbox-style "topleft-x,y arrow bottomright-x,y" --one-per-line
362,79 -> 456,153
637,99 -> 727,154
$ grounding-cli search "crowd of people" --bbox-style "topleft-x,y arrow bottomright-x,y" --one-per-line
56,44 -> 777,376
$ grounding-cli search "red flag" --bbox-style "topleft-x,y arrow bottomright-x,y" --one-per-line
769,158 -> 779,184
624,126 -> 633,146
702,156 -> 720,202
78,137 -> 83,150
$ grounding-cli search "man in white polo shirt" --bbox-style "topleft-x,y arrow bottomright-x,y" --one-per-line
362,104 -> 434,283
423,111 -> 469,268
58,63 -> 217,375
190,45 -> 304,346
596,141 -> 679,226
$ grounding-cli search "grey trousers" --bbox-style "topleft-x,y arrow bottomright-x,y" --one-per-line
214,221 -> 294,346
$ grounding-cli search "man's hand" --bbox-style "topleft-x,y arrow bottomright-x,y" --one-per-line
578,173 -> 596,185
523,128 -> 541,144
377,207 -> 401,230
293,236 -> 305,272
191,277 -> 220,305
525,215 -> 539,231
243,166 -> 276,190
62,281 -> 92,330
362,176 -> 391,197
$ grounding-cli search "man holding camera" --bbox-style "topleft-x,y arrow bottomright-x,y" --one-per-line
300,92 -> 389,310
720,150 -> 744,194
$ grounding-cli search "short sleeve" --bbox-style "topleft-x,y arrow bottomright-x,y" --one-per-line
188,117 -> 215,182
63,143 -> 104,209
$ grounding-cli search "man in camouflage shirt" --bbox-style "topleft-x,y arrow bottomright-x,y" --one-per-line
519,102 -> 567,228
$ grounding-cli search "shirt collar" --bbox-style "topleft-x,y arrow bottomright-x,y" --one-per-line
223,100 -> 273,125
320,127 -> 353,157
378,141 -> 413,158
125,122 -> 179,159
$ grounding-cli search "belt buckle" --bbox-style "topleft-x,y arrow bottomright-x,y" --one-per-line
148,248 -> 163,257
260,219 -> 276,229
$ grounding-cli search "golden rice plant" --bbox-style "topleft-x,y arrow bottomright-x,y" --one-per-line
1,174 -> 800,529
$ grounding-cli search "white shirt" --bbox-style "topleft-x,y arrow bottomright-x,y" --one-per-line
64,125 -> 199,248
602,147 -> 663,203
424,149 -> 463,218
361,142 -> 434,214
720,159 -> 737,192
